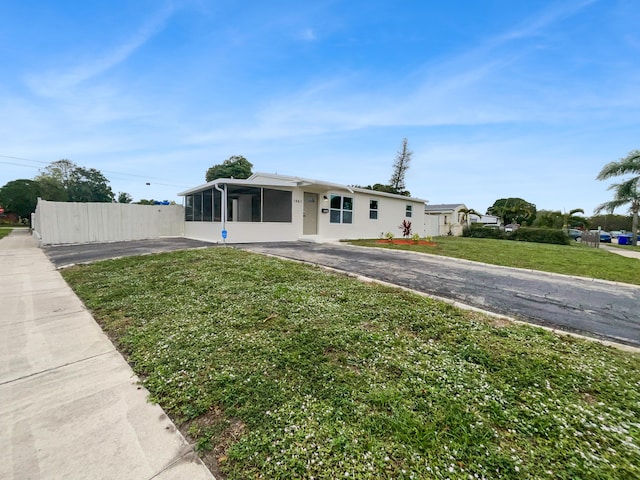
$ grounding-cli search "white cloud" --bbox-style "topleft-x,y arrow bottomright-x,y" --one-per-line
24,3 -> 177,98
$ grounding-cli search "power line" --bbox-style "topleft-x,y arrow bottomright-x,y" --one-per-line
0,160 -> 40,169
0,155 -> 192,188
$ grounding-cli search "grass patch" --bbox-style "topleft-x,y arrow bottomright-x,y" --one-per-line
348,237 -> 640,285
62,248 -> 640,479
0,227 -> 13,240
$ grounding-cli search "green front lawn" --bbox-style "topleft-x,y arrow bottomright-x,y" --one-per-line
62,248 -> 640,479
348,237 -> 640,285
0,227 -> 12,240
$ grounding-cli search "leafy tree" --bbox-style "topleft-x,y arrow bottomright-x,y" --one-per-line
534,210 -> 562,229
37,176 -> 68,201
36,159 -> 114,203
458,207 -> 481,228
205,155 -> 253,182
135,199 -> 155,205
0,179 -> 41,219
596,150 -> 640,246
562,208 -> 584,229
389,138 -> 412,196
487,198 -> 537,225
67,167 -> 114,202
117,192 -> 133,203
588,214 -> 632,231
357,183 -> 405,195
36,159 -> 76,191
595,179 -> 639,246
534,209 -> 586,229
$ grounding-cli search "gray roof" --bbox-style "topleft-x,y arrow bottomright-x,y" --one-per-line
424,203 -> 466,213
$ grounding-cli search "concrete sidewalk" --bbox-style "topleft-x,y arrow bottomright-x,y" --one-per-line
601,243 -> 640,260
0,230 -> 214,480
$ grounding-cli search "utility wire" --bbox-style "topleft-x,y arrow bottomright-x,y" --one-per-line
0,160 -> 41,169
1,155 -> 192,188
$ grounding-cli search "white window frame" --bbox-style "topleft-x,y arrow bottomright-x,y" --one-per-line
369,199 -> 378,220
330,195 -> 354,224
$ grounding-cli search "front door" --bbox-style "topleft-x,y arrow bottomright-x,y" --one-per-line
303,192 -> 318,235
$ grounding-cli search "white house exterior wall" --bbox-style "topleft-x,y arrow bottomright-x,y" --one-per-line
184,220 -> 300,243
317,190 -> 424,240
182,187 -> 426,243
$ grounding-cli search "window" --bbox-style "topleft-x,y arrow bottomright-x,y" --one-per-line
227,186 -> 261,222
185,195 -> 193,221
213,188 -> 222,222
185,186 -> 291,223
369,200 -> 378,220
203,190 -> 213,221
406,205 -> 412,218
193,192 -> 203,221
263,189 -> 292,222
186,189 -> 217,222
330,195 -> 353,224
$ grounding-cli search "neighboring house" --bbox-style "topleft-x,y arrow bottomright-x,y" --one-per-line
469,214 -> 502,227
424,203 -> 467,237
0,211 -> 20,224
178,173 -> 428,243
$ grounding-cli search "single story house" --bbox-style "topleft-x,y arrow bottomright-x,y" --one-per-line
424,203 -> 467,236
178,173 -> 428,243
469,213 -> 502,227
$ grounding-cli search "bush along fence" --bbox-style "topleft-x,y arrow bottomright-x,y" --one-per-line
462,225 -> 572,245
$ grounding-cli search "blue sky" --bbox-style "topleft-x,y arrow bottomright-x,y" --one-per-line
1,0 -> 639,215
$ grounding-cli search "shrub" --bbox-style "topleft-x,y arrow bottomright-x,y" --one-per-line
509,228 -> 570,245
463,225 -> 506,239
399,220 -> 412,238
463,225 -> 570,245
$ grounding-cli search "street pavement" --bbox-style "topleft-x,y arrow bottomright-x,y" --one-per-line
0,230 -> 215,480
237,242 -> 640,347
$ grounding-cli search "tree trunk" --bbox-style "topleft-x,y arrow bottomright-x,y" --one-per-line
632,207 -> 638,247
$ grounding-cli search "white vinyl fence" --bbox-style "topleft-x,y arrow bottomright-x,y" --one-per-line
32,200 -> 184,245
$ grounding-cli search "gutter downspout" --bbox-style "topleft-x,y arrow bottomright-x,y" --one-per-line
214,182 -> 227,244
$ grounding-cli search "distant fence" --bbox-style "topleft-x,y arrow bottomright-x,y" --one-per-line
33,200 -> 184,245
580,230 -> 600,248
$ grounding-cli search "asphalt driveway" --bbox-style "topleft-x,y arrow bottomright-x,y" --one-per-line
237,242 -> 640,347
44,238 -> 640,347
43,237 -> 218,267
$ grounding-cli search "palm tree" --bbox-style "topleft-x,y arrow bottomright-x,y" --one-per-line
562,208 -> 584,229
458,207 -> 482,228
596,150 -> 640,246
